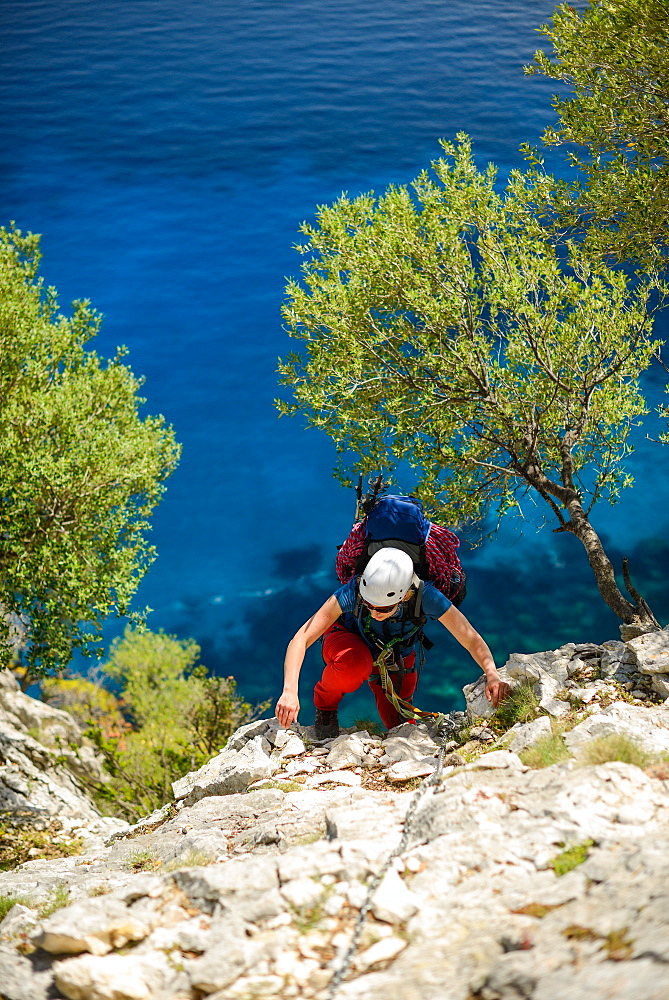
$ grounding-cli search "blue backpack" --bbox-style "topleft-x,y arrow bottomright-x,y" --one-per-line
357,495 -> 431,576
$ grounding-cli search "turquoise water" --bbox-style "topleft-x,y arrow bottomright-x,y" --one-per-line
2,1 -> 668,718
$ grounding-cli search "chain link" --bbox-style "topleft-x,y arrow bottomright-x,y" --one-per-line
324,720 -> 455,1000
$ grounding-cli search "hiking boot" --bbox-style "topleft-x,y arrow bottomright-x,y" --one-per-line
314,708 -> 339,740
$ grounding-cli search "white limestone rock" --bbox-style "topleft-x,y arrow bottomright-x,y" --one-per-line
507,716 -> 552,753
325,734 -> 374,769
463,675 -> 495,720
280,876 -> 324,910
33,896 -> 154,956
220,975 -> 285,998
541,696 -> 572,718
462,750 -> 529,772
224,717 -> 273,751
600,639 -> 636,681
564,701 -> 669,755
505,651 -> 557,683
306,770 -> 362,787
354,935 -> 407,972
0,903 -> 38,941
0,727 -> 107,824
386,758 -> 442,784
464,669 -> 513,721
54,951 -> 173,1000
627,630 -> 669,675
651,673 -> 669,698
0,681 -> 114,826
274,732 -> 306,759
370,868 -> 420,925
0,944 -> 55,1000
0,685 -> 82,747
381,724 -> 440,763
172,735 -> 278,804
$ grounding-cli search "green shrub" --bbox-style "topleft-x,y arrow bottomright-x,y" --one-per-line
83,627 -> 268,821
577,733 -> 653,768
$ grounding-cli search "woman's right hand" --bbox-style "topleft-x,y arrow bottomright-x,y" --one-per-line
275,689 -> 300,728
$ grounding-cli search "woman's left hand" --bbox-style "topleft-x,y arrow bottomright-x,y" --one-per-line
485,674 -> 512,708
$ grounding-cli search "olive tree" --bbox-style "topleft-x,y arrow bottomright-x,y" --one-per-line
0,226 -> 180,675
278,139 -> 664,631
527,0 -> 669,269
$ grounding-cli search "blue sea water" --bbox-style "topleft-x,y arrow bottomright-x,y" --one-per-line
2,0 -> 668,718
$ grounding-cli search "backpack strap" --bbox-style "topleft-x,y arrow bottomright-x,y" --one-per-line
414,579 -> 424,620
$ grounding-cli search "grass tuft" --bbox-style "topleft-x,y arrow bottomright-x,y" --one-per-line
163,849 -> 216,872
0,893 -> 33,921
562,924 -> 633,960
38,885 -> 70,918
577,733 -> 653,768
604,927 -> 634,961
491,682 -> 540,732
87,884 -> 110,897
549,839 -> 595,877
511,902 -> 564,919
248,779 -> 304,793
520,733 -> 572,769
122,848 -> 162,872
353,718 -> 384,737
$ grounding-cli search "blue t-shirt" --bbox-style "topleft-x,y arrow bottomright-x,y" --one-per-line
334,578 -> 451,654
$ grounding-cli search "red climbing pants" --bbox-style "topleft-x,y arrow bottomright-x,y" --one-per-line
314,624 -> 417,730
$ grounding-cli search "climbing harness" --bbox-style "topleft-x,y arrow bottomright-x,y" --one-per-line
374,644 -> 445,724
359,605 -> 441,725
324,717 -> 457,1000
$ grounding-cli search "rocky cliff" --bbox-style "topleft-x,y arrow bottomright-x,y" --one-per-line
2,632 -> 669,1000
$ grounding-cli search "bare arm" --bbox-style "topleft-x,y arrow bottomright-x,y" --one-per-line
275,594 -> 342,727
438,605 -> 510,708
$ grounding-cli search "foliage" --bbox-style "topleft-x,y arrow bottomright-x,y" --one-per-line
0,894 -> 32,920
577,731 -> 654,767
0,815 -> 83,871
527,0 -> 669,270
278,137 -> 664,624
491,682 -> 540,732
41,673 -> 127,737
0,226 -> 180,677
85,627 -> 267,821
520,733 -> 573,769
549,839 -> 595,876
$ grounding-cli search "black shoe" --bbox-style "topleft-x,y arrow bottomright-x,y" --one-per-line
314,708 -> 339,740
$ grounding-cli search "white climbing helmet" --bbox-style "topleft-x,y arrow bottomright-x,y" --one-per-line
359,548 -> 418,608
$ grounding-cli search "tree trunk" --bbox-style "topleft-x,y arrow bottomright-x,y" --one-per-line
564,498 -> 659,629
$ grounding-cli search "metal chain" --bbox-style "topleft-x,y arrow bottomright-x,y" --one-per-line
324,722 -> 455,1000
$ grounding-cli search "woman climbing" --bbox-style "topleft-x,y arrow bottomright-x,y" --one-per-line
275,548 -> 510,739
